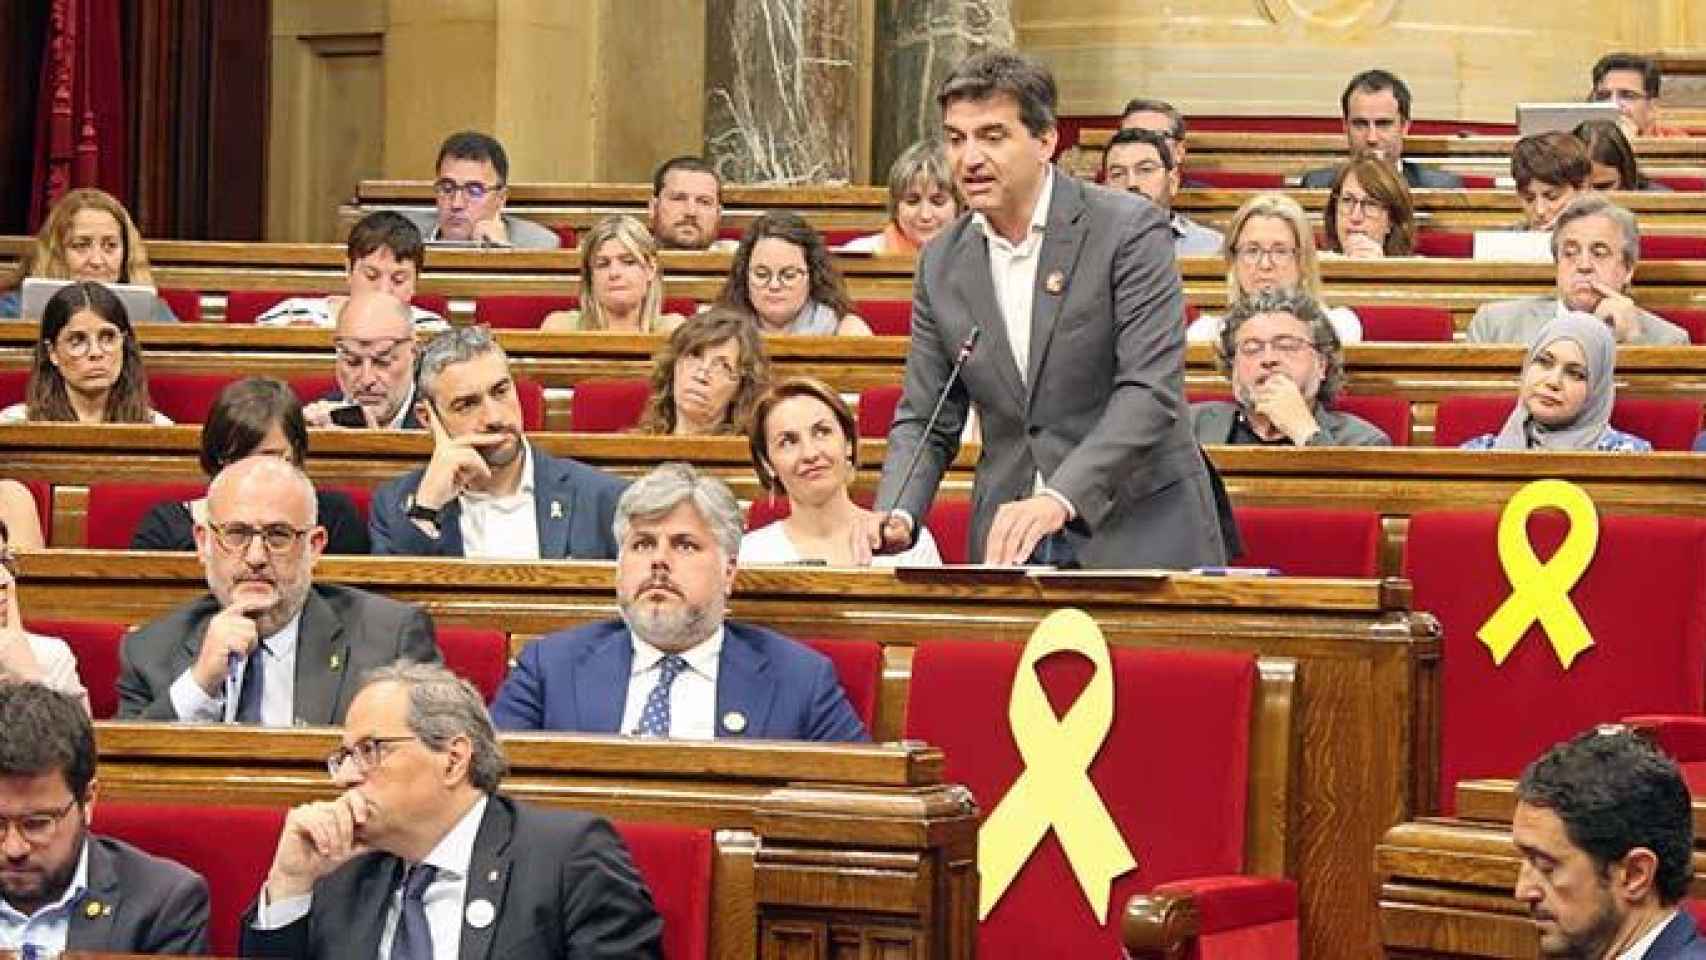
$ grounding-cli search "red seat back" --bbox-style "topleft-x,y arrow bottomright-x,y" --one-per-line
1233,507 -> 1380,577
1458,174 -> 1496,189
149,372 -> 241,424
1404,511 -> 1706,812
1435,395 -> 1696,449
0,370 -> 26,409
224,290 -> 322,325
662,297 -> 699,318
1640,235 -> 1706,261
23,618 -> 125,718
1333,394 -> 1412,446
514,377 -> 545,431
802,638 -> 882,730
856,385 -> 901,438
854,299 -> 912,336
86,482 -> 207,549
411,294 -> 450,318
158,288 -> 202,324
1188,170 -> 1284,189
744,494 -> 972,564
324,483 -> 373,525
96,802 -> 288,956
571,379 -> 650,432
612,821 -> 713,960
906,640 -> 1257,956
1413,231 -> 1473,258
1651,176 -> 1706,192
287,374 -> 337,406
1650,307 -> 1706,345
433,625 -> 510,703
19,479 -> 52,545
1354,305 -> 1454,342
475,295 -> 578,330
551,225 -> 578,248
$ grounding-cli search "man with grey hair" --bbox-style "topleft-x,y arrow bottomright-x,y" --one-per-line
369,324 -> 626,558
491,462 -> 867,741
117,456 -> 440,725
1468,195 -> 1688,345
1191,290 -> 1390,446
242,661 -> 663,958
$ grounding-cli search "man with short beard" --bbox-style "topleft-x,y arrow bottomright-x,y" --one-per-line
489,462 -> 867,741
647,157 -> 737,253
116,457 -> 440,725
1,684 -> 208,954
369,325 -> 628,559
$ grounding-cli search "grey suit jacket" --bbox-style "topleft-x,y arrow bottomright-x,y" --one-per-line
1466,295 -> 1690,345
876,171 -> 1225,569
115,583 -> 441,724
400,210 -> 561,249
1300,159 -> 1464,189
239,794 -> 662,959
1190,401 -> 1391,446
64,835 -> 210,955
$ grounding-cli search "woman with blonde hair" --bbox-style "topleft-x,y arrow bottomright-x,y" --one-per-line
1185,191 -> 1362,343
542,215 -> 684,334
0,187 -> 177,322
635,307 -> 771,436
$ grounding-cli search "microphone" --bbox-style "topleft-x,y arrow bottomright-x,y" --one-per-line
883,326 -> 981,539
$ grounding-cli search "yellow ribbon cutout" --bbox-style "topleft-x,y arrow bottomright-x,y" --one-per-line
978,608 -> 1136,924
1476,479 -> 1601,669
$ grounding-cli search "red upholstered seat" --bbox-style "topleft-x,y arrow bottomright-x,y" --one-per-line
744,495 -> 973,564
86,482 -> 206,549
158,288 -> 202,324
1457,174 -> 1496,189
150,372 -> 241,424
855,299 -> 912,336
514,377 -> 545,431
856,385 -> 901,438
802,638 -> 881,730
19,479 -> 52,545
1188,170 -> 1284,189
1404,512 -> 1706,813
411,294 -> 450,317
1623,714 -> 1706,796
1640,235 -> 1706,261
0,369 -> 25,409
1413,231 -> 1473,258
1435,395 -> 1700,450
96,802 -> 287,956
662,296 -> 699,318
821,229 -> 865,248
1651,176 -> 1706,192
325,483 -> 373,525
224,290 -> 326,325
475,295 -> 578,329
905,641 -> 1295,957
571,378 -> 650,432
1334,394 -> 1412,446
287,374 -> 336,405
1233,507 -> 1380,577
1651,308 -> 1706,345
1354,304 -> 1454,342
612,821 -> 713,960
551,225 -> 578,248
23,618 -> 125,718
434,625 -> 510,703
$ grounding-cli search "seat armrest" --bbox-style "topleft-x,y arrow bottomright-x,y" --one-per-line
1123,875 -> 1297,960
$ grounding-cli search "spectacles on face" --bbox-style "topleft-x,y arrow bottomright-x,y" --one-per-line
433,179 -> 504,202
334,337 -> 412,373
750,266 -> 807,288
0,798 -> 78,846
1234,334 -> 1317,358
1590,88 -> 1649,106
206,522 -> 313,556
1338,194 -> 1388,217
679,352 -> 739,383
325,735 -> 418,776
1234,244 -> 1299,266
53,327 -> 123,358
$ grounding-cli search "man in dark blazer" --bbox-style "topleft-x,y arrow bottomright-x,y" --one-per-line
369,325 -> 626,560
0,683 -> 209,954
1514,727 -> 1706,959
492,463 -> 867,742
302,291 -> 427,431
867,50 -> 1226,570
242,662 -> 661,959
116,457 -> 440,726
1297,69 -> 1464,189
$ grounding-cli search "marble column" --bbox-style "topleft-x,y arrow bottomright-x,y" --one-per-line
873,0 -> 1013,182
704,0 -> 861,185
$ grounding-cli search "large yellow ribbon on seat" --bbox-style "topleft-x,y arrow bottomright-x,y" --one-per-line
1476,479 -> 1600,669
978,608 -> 1136,924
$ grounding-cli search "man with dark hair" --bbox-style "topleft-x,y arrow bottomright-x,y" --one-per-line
863,49 -> 1227,569
1513,726 -> 1705,958
401,131 -> 560,249
1101,127 -> 1222,256
260,211 -> 447,331
0,683 -> 209,954
1300,69 -> 1464,188
242,661 -> 662,958
1592,53 -> 1685,138
1118,96 -> 1211,188
648,156 -> 735,252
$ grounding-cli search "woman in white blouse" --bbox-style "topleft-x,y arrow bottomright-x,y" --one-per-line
0,517 -> 90,714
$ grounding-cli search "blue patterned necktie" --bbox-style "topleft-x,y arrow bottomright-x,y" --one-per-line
632,655 -> 689,737
234,644 -> 268,723
390,862 -> 438,960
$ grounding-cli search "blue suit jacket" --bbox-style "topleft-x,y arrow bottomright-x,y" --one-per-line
368,443 -> 626,559
1651,910 -> 1706,959
491,619 -> 869,742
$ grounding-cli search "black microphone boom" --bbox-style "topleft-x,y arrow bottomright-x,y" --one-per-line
887,326 -> 981,525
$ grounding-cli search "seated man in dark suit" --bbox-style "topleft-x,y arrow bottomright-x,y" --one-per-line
302,292 -> 424,430
1513,727 -> 1706,959
242,661 -> 662,959
1,683 -> 208,954
403,131 -> 560,249
117,456 -> 441,725
1299,69 -> 1464,189
492,462 -> 868,741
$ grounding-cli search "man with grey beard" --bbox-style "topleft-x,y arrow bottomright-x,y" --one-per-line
489,462 -> 867,741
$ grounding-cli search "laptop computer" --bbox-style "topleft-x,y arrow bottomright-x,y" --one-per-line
1516,102 -> 1621,137
20,278 -> 162,324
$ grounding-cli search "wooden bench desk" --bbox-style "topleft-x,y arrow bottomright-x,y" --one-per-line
1175,187 -> 1706,234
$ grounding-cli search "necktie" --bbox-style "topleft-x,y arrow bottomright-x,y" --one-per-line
632,655 -> 688,737
234,644 -> 267,723
390,862 -> 438,960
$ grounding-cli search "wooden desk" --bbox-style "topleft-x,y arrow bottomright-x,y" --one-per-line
1175,187 -> 1706,234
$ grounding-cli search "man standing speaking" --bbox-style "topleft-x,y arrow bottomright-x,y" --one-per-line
865,49 -> 1225,569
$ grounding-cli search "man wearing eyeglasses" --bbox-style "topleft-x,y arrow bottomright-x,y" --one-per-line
242,661 -> 662,959
116,457 -> 441,725
1118,96 -> 1214,189
400,131 -> 561,249
1299,70 -> 1464,189
1101,127 -> 1223,257
259,212 -> 448,331
302,292 -> 424,430
0,683 -> 210,954
1591,53 -> 1687,139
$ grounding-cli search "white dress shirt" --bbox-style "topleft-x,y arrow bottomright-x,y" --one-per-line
971,166 -> 1054,384
0,838 -> 89,954
167,611 -> 302,725
457,443 -> 540,560
620,627 -> 724,740
1616,909 -> 1678,960
257,795 -> 489,960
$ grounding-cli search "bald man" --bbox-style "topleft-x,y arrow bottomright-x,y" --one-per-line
304,292 -> 424,430
116,457 -> 441,725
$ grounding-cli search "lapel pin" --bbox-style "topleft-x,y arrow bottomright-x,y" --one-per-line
465,898 -> 496,929
1044,270 -> 1065,295
328,652 -> 342,673
722,711 -> 747,734
487,869 -> 499,883
84,899 -> 103,918
550,500 -> 563,520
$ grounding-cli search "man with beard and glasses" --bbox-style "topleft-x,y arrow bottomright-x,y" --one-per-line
490,462 -> 867,741
1,683 -> 209,954
117,457 -> 441,725
303,292 -> 424,430
1513,726 -> 1705,959
369,325 -> 627,559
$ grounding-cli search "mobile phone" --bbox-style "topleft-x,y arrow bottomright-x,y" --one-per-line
328,403 -> 369,428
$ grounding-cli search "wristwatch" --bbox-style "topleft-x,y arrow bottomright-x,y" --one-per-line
405,495 -> 442,526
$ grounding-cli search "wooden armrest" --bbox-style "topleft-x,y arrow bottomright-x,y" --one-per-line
1122,891 -> 1199,960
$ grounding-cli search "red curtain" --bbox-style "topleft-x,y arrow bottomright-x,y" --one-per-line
28,0 -> 131,231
